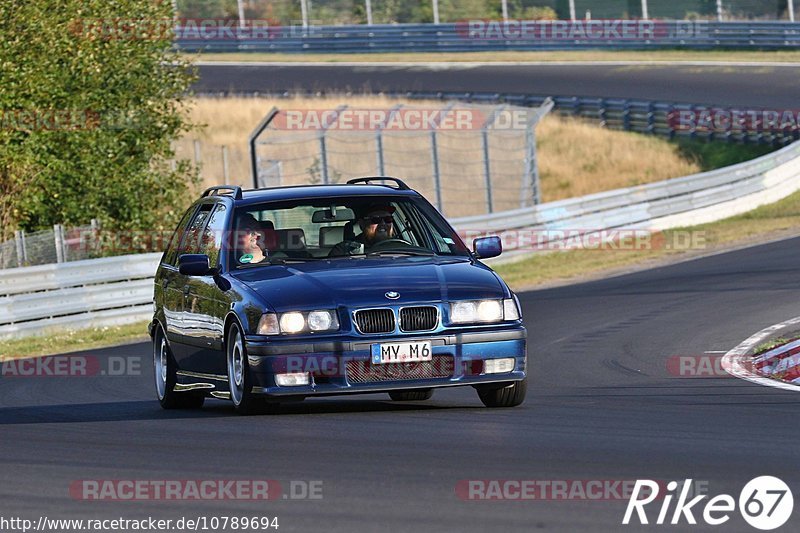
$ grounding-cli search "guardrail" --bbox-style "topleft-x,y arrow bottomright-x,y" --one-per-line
176,21 -> 800,53
452,138 -> 800,260
0,253 -> 160,339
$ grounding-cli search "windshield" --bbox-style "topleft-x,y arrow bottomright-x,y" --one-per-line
231,196 -> 470,267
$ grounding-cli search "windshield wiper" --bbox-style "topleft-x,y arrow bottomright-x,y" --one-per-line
366,250 -> 435,258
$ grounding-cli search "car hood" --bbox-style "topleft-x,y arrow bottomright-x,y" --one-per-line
231,256 -> 506,311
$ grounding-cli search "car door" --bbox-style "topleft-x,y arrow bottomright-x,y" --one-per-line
167,203 -> 213,364
180,203 -> 230,376
159,205 -> 198,357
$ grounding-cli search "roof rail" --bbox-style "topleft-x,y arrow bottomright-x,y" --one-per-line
201,185 -> 243,200
346,177 -> 411,190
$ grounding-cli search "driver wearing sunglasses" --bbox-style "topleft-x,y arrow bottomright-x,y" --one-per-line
328,204 -> 397,256
359,206 -> 396,247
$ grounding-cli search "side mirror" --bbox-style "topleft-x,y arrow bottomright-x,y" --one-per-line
178,254 -> 212,276
473,236 -> 502,259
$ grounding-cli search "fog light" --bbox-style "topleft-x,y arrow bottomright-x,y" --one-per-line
484,358 -> 515,374
275,372 -> 310,386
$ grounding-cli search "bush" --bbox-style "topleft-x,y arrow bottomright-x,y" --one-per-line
517,6 -> 558,20
0,0 -> 198,243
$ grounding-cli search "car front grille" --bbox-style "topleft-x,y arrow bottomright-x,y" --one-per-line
346,356 -> 455,384
399,306 -> 438,332
354,308 -> 395,334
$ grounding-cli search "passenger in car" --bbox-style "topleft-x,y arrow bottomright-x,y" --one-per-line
236,214 -> 267,264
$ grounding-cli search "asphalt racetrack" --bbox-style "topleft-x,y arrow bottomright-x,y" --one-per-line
2,237 -> 799,532
194,62 -> 800,108
1,63 -> 799,532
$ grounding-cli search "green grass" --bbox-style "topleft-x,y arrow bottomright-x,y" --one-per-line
189,50 -> 800,63
494,188 -> 800,290
674,140 -> 775,172
0,322 -> 150,360
753,337 -> 797,356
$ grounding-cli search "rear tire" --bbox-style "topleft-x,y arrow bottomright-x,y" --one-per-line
477,379 -> 527,408
227,322 -> 276,415
389,389 -> 434,401
153,325 -> 205,410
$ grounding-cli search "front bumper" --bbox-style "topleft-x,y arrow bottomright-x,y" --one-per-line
244,327 -> 526,397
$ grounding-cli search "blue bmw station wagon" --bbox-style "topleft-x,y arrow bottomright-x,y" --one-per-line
150,177 -> 527,414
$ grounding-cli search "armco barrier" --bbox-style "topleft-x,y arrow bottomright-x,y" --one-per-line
451,139 -> 800,260
175,21 -> 800,53
0,253 -> 161,339
2,141 -> 800,339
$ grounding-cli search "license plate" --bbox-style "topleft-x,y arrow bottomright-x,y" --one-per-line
371,341 -> 432,364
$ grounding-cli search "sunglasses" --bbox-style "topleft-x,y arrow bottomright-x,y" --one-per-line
364,216 -> 393,225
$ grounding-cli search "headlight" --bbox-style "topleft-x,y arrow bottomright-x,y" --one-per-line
258,310 -> 340,335
307,310 -> 335,331
280,312 -> 306,334
449,299 -> 520,325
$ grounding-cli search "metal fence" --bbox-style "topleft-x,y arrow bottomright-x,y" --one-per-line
0,221 -> 100,270
249,100 -> 554,218
172,139 -> 249,188
175,1 -> 797,25
176,21 -> 800,53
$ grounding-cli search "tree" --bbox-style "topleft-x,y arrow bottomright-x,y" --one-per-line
0,0 -> 198,243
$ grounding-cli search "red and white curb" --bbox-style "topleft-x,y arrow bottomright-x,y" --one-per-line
722,316 -> 800,392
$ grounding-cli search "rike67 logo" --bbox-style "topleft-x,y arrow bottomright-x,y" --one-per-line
623,477 -> 793,530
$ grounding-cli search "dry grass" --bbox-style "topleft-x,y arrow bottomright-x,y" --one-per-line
537,117 -> 700,200
178,95 -> 704,208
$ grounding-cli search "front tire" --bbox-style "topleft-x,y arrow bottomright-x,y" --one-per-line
153,325 -> 204,409
227,323 -> 274,415
389,389 -> 434,401
476,379 -> 527,408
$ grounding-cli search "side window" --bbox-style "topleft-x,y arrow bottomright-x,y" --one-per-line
392,202 -> 423,247
163,206 -> 197,266
200,204 -> 227,267
180,204 -> 213,255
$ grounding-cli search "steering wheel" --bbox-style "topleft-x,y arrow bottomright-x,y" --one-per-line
368,238 -> 414,250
